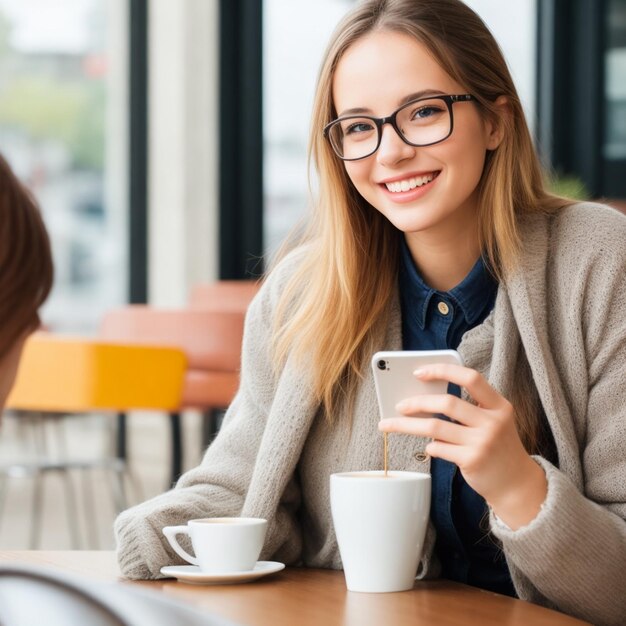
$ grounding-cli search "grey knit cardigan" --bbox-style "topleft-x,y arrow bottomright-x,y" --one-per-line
115,203 -> 626,626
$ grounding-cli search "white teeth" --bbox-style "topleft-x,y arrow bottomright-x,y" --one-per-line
385,173 -> 436,193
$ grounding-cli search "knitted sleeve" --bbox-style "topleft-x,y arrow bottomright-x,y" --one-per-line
490,205 -> 626,626
114,252 -> 304,580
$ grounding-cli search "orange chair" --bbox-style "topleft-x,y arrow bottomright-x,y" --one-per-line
187,279 -> 260,440
3,333 -> 186,548
99,305 -> 248,485
188,280 -> 260,311
7,335 -> 186,412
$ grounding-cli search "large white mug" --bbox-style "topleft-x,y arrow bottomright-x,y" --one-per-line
162,517 -> 267,573
330,471 -> 431,593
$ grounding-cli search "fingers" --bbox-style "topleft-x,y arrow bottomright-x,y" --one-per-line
379,416 -> 469,445
413,363 -> 505,409
425,440 -> 465,466
395,393 -> 483,426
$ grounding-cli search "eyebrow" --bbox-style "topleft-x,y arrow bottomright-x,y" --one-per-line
336,89 -> 446,117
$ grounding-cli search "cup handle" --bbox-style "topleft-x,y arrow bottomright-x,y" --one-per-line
162,526 -> 199,566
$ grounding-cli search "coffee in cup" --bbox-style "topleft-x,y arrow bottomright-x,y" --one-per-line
330,471 -> 431,593
162,517 -> 267,573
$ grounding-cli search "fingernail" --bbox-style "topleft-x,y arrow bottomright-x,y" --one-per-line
395,401 -> 408,411
413,369 -> 426,378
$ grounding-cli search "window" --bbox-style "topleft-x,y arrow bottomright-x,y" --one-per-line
263,0 -> 355,256
537,0 -> 626,200
604,0 -> 626,196
0,0 -> 129,331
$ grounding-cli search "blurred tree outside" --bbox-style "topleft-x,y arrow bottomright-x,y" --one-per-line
0,77 -> 104,170
0,5 -> 104,171
547,173 -> 590,200
0,0 -> 124,332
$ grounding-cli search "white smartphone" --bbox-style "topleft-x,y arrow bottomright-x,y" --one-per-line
371,350 -> 463,419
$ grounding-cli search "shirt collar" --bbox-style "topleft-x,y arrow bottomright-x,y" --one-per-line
448,255 -> 498,325
399,240 -> 435,330
399,239 -> 498,328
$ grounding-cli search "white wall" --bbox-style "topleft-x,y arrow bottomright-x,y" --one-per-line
148,0 -> 219,306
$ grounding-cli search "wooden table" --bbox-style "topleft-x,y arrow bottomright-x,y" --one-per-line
0,551 -> 590,626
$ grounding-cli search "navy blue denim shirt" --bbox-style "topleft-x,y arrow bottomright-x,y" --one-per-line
399,240 -> 516,597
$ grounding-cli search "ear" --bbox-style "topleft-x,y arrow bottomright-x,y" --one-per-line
485,95 -> 509,150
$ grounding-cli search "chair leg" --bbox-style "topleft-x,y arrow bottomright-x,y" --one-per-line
169,412 -> 182,487
29,471 -> 44,550
29,415 -> 47,549
108,411 -> 142,506
55,418 -> 82,549
116,412 -> 127,460
108,460 -> 128,513
81,470 -> 98,549
202,408 -> 224,448
0,472 -> 7,538
124,465 -> 143,505
61,470 -> 82,549
109,412 -> 132,509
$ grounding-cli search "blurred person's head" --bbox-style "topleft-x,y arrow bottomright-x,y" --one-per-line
0,154 -> 53,408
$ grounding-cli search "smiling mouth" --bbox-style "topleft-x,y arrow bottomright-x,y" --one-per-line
383,171 -> 439,193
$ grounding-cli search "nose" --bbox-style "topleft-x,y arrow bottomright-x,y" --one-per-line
376,123 -> 415,167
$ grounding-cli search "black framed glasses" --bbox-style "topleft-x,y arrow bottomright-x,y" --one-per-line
323,94 -> 475,161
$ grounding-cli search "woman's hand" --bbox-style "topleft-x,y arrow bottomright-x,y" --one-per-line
378,363 -> 547,530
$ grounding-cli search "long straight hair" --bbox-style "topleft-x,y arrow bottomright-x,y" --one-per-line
272,0 -> 570,451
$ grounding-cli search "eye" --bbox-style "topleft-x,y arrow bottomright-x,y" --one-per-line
341,119 -> 375,136
411,105 -> 444,120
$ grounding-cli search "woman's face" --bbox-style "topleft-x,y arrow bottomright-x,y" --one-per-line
331,31 -> 503,241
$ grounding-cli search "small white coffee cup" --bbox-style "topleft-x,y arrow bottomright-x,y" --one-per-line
162,517 -> 267,573
330,471 -> 431,593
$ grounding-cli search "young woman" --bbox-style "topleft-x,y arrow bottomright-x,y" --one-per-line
115,1 -> 625,623
0,154 -> 53,410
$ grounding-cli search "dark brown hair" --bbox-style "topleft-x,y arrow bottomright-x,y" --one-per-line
0,154 -> 53,358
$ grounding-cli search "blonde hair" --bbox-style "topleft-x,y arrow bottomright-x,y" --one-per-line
272,0 -> 570,451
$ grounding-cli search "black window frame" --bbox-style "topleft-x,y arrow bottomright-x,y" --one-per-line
218,0 -> 264,279
129,0 -> 149,303
536,0 -> 626,199
119,0 -> 149,461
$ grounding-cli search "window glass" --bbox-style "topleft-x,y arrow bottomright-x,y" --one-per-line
605,0 -> 626,160
0,0 -> 128,332
263,0 -> 354,255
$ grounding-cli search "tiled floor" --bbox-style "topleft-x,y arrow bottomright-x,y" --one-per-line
0,410 -> 204,550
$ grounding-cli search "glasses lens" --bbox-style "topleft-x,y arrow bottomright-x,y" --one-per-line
328,117 -> 378,160
396,98 -> 451,146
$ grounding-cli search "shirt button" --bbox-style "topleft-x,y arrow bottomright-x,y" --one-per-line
437,301 -> 450,315
414,452 -> 428,462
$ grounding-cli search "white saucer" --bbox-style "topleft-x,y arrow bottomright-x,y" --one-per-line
160,561 -> 285,585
